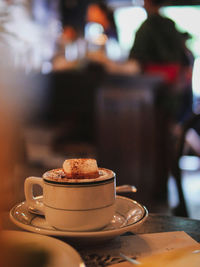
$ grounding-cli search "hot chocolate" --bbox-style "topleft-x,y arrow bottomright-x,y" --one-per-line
43,158 -> 114,183
43,167 -> 114,183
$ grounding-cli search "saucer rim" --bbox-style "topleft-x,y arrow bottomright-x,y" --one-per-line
9,196 -> 148,238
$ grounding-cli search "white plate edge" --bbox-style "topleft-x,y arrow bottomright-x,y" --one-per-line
1,230 -> 86,267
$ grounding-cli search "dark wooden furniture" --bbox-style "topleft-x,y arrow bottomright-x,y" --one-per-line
95,74 -> 171,208
133,213 -> 200,242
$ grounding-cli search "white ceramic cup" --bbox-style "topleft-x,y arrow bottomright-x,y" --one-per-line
24,168 -> 116,231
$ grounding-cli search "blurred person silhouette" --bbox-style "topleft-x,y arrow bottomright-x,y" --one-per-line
86,1 -> 118,41
129,0 -> 188,70
129,0 -> 195,205
129,0 -> 193,125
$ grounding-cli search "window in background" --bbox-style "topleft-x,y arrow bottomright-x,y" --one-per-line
160,6 -> 200,58
114,7 -> 146,59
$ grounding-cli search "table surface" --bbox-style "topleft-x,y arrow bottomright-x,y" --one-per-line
3,212 -> 200,267
77,214 -> 200,266
132,213 -> 200,242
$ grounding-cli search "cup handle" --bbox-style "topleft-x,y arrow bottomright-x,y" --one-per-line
24,177 -> 45,215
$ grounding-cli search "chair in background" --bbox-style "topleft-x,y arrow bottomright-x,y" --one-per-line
171,113 -> 200,217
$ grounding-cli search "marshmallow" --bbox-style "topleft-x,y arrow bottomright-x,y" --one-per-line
63,158 -> 99,179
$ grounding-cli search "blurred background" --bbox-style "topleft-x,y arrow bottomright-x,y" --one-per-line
1,0 -> 200,223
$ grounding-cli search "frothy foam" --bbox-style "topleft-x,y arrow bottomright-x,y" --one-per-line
63,158 -> 99,179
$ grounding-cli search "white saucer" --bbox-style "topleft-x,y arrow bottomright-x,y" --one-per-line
1,230 -> 85,267
10,196 -> 148,242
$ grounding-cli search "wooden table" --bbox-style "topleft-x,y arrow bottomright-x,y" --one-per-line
74,214 -> 200,266
132,213 -> 200,242
3,212 -> 200,267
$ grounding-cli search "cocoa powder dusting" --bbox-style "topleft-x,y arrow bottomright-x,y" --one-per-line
43,168 -> 113,182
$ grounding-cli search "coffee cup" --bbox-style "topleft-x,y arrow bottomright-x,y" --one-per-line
24,159 -> 116,231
